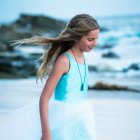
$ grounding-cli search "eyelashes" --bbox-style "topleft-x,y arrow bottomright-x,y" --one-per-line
88,39 -> 95,41
88,38 -> 98,41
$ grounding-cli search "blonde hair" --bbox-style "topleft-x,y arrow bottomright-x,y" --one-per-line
13,14 -> 100,81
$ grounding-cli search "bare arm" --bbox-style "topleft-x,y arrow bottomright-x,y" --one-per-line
39,55 -> 69,140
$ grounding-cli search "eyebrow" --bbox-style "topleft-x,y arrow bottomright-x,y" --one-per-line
88,37 -> 98,39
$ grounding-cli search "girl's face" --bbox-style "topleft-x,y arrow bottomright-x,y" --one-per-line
77,29 -> 99,52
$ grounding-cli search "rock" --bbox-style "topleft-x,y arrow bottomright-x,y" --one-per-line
0,60 -> 38,78
128,63 -> 140,70
102,52 -> 120,59
0,51 -> 39,78
88,65 -> 98,71
122,63 -> 140,72
12,14 -> 66,37
0,14 -> 66,52
0,13 -> 66,78
88,82 -> 140,92
0,41 -> 8,51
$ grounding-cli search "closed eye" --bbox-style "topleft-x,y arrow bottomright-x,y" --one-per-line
88,38 -> 97,41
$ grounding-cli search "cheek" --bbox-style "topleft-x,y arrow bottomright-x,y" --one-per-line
84,41 -> 91,46
79,39 -> 90,48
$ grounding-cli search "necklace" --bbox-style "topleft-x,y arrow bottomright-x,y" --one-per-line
71,48 -> 86,91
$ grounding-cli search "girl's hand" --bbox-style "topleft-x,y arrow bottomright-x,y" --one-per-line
41,134 -> 52,140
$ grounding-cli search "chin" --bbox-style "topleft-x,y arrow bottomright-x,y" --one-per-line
84,49 -> 91,52
83,47 -> 93,52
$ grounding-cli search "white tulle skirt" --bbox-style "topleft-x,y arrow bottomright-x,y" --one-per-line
0,98 -> 97,140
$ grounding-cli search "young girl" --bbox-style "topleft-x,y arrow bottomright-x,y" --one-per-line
0,14 -> 100,140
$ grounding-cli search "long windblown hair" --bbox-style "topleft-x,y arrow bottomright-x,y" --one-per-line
13,14 -> 100,81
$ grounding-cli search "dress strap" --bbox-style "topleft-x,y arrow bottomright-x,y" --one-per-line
63,52 -> 87,65
63,52 -> 72,61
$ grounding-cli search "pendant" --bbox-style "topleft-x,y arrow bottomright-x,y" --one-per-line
81,84 -> 84,91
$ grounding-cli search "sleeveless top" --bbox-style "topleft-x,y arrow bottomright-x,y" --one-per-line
54,52 -> 89,102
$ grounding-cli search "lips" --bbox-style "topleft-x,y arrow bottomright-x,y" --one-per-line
88,46 -> 93,50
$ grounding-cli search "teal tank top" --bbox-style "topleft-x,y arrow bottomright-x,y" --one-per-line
54,52 -> 89,102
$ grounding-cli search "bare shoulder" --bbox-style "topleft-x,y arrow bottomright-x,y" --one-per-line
52,54 -> 69,74
56,54 -> 69,65
40,54 -> 70,100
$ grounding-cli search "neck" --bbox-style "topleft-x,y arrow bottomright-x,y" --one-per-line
71,45 -> 84,58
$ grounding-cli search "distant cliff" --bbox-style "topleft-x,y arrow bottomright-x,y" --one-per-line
0,14 -> 66,51
0,14 -> 66,78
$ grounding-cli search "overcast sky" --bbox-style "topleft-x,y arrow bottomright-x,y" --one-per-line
0,0 -> 140,23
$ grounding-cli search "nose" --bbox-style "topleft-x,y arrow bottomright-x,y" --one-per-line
92,40 -> 97,46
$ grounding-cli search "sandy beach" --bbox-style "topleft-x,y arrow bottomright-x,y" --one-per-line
0,78 -> 140,140
92,98 -> 140,140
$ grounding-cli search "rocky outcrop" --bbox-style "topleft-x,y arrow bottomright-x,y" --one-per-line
0,51 -> 40,78
0,14 -> 66,78
122,63 -> 140,72
102,52 -> 120,58
0,14 -> 66,43
88,82 -> 140,92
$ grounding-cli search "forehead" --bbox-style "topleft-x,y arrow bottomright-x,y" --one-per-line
85,29 -> 99,38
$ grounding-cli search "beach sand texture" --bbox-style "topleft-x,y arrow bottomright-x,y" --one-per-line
0,78 -> 140,140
